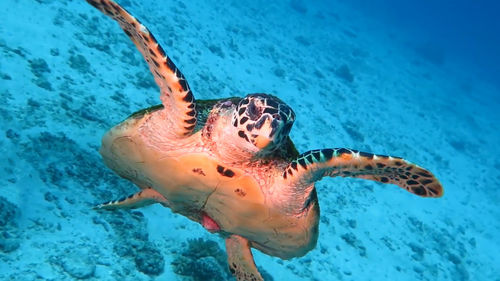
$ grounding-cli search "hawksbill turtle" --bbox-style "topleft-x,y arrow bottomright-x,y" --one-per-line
86,1 -> 443,280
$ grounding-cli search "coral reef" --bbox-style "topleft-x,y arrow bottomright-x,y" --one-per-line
171,237 -> 274,280
335,64 -> 354,83
29,57 -> 53,91
50,248 -> 97,279
171,238 -> 231,281
134,243 -> 165,276
0,197 -> 20,253
104,211 -> 165,276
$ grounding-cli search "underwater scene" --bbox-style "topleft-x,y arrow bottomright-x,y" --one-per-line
1,0 -> 499,280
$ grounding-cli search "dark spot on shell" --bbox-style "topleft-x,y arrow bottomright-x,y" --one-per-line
165,57 -> 176,70
380,177 -> 389,183
312,151 -> 321,162
239,116 -> 249,125
337,148 -> 351,155
298,158 -> 307,169
306,154 -> 314,163
149,48 -> 157,58
420,179 -> 433,185
223,169 -> 235,178
192,168 -> 206,176
417,171 -> 433,178
185,118 -> 196,124
247,101 -> 260,120
238,106 -> 246,116
359,151 -> 374,159
263,108 -> 278,115
322,149 -> 334,160
407,180 -> 419,185
266,99 -> 279,108
179,78 -> 188,91
428,186 -> 439,195
254,116 -> 267,129
216,165 -> 224,174
412,186 -> 426,195
183,91 -> 193,102
184,124 -> 195,131
157,44 -> 166,58
234,188 -> 246,197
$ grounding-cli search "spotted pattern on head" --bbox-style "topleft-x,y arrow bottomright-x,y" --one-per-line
87,0 -> 197,136
284,148 -> 443,197
232,93 -> 295,152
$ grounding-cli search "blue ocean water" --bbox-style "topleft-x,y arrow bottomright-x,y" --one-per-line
1,0 -> 499,280
342,0 -> 500,94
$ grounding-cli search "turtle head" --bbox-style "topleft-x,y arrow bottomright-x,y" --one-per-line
231,93 -> 295,153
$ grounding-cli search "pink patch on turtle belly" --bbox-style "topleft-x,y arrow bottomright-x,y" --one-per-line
201,212 -> 221,233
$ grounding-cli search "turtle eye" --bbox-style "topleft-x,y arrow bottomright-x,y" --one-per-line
234,93 -> 295,151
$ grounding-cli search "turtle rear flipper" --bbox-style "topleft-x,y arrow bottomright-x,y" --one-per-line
94,188 -> 168,210
279,148 -> 443,213
87,0 -> 197,137
226,235 -> 264,281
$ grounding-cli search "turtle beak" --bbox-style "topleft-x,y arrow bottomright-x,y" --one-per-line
251,116 -> 274,149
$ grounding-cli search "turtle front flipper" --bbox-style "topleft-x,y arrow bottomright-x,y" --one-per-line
278,148 -> 443,212
94,188 -> 168,210
226,235 -> 264,281
87,0 -> 197,137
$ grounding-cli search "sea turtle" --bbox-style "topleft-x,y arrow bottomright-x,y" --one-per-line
86,0 -> 444,280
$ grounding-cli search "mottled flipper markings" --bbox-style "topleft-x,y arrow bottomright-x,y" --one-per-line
226,235 -> 264,281
94,188 -> 168,210
284,148 -> 443,197
87,0 -> 197,136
